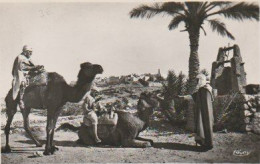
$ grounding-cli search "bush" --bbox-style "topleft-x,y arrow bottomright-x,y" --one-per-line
176,72 -> 187,96
162,70 -> 178,100
161,70 -> 188,123
213,92 -> 245,132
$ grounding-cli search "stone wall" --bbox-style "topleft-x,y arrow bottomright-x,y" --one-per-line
242,95 -> 260,134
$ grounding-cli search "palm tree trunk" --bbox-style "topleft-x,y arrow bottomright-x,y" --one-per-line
188,29 -> 200,94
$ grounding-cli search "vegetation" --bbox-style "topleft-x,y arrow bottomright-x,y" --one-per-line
161,70 -> 188,124
162,70 -> 178,100
213,92 -> 245,132
130,2 -> 259,93
176,71 -> 187,96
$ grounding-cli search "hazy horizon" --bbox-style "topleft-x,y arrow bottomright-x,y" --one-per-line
0,2 -> 259,98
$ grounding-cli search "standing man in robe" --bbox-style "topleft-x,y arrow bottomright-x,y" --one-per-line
180,74 -> 214,150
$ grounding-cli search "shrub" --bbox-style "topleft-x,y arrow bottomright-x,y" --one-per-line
162,70 -> 178,100
213,92 -> 245,131
176,72 -> 187,96
161,70 -> 188,124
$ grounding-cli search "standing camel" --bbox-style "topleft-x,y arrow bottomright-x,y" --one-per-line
2,62 -> 103,155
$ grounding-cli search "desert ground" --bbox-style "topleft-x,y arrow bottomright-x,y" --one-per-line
1,82 -> 260,163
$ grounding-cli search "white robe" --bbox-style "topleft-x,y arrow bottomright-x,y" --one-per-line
12,54 -> 32,100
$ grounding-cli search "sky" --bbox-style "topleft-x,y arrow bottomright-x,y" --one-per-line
0,2 -> 259,97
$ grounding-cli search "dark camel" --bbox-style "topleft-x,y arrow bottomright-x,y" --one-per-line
2,62 -> 103,155
57,92 -> 159,148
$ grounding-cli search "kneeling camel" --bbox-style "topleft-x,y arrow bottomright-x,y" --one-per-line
57,92 -> 159,148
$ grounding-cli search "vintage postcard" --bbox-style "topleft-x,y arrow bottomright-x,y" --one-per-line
1,0 -> 259,163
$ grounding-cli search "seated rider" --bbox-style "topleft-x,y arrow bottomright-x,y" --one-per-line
82,91 -> 104,143
12,45 -> 43,108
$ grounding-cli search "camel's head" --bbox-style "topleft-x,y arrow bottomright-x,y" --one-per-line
80,62 -> 103,75
137,91 -> 160,115
78,62 -> 103,81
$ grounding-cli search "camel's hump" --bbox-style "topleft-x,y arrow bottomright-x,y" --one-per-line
48,72 -> 66,84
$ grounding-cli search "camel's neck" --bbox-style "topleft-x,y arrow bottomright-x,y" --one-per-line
65,76 -> 95,103
137,109 -> 152,127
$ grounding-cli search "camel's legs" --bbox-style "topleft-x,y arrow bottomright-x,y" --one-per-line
21,108 -> 42,147
2,92 -> 18,153
136,136 -> 154,145
3,110 -> 16,153
44,110 -> 60,155
50,113 -> 60,153
44,115 -> 54,155
122,139 -> 151,148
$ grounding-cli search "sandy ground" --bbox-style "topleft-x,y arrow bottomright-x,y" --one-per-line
1,112 -> 260,163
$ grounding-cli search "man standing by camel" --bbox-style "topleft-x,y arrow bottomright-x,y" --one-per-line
12,45 -> 43,108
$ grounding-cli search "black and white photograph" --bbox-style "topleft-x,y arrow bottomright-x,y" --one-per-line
0,0 -> 259,163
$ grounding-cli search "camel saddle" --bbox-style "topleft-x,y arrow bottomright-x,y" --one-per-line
98,112 -> 118,125
28,70 -> 48,87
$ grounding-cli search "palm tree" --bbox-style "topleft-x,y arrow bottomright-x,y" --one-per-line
130,2 -> 259,93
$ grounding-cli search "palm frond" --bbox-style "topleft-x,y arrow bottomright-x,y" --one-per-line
168,15 -> 186,30
129,2 -> 185,19
207,2 -> 259,21
196,2 -> 209,17
200,26 -> 207,36
198,2 -> 209,12
205,2 -> 232,13
208,19 -> 235,40
129,3 -> 163,19
209,1 -> 232,7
